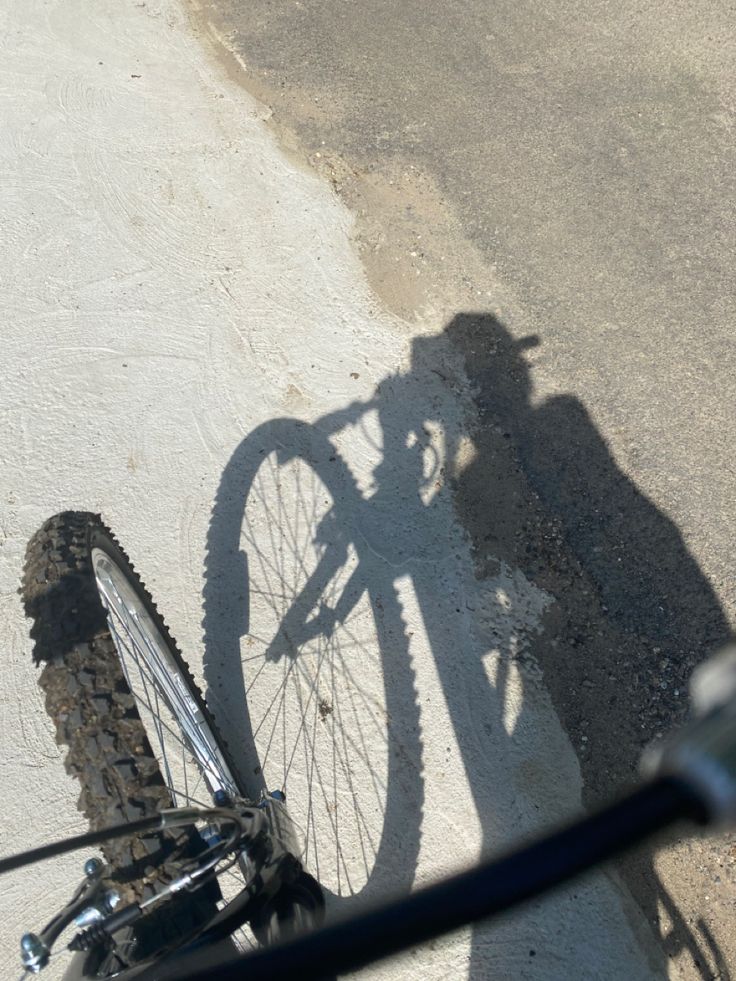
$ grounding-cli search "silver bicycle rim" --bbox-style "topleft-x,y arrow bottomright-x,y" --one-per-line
91,548 -> 240,807
91,547 -> 259,951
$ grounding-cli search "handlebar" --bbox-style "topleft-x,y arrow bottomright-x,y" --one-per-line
8,645 -> 736,979
156,777 -> 704,980
153,645 -> 736,981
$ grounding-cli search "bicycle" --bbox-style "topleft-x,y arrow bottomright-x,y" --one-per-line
4,509 -> 736,979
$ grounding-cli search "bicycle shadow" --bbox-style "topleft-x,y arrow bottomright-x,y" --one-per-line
203,414 -> 426,911
203,311 -> 732,978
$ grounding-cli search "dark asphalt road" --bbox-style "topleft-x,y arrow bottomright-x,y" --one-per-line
196,0 -> 735,597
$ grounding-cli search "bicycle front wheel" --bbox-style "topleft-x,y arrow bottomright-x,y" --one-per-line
22,512 -> 249,968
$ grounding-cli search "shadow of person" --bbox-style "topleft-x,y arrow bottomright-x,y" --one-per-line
202,309 -> 730,978
445,311 -> 733,979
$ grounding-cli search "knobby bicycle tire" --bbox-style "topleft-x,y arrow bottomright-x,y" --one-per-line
21,512 -> 236,972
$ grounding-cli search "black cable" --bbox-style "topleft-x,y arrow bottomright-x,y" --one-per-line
0,816 -> 161,876
153,777 -> 706,981
0,806 -> 250,878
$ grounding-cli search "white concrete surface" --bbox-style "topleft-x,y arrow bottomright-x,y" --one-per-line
0,0 -> 661,977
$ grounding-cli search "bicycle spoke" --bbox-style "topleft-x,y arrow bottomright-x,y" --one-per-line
95,556 -> 243,828
107,610 -> 222,778
104,598 -> 229,779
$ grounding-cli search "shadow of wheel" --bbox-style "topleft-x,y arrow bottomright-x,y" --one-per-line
204,417 -> 424,914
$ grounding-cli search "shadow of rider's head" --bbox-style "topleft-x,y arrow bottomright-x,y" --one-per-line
442,313 -> 540,420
